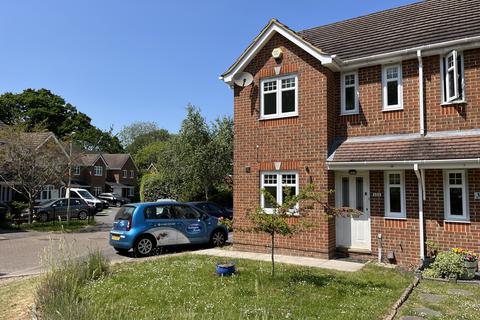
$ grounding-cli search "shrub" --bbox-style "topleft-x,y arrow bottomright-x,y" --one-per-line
422,251 -> 464,279
36,249 -> 109,319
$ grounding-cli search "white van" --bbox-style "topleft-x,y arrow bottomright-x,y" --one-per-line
66,188 -> 103,212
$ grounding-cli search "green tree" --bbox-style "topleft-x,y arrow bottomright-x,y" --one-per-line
234,185 -> 361,276
117,121 -> 159,149
126,129 -> 170,156
0,89 -> 123,153
134,141 -> 168,172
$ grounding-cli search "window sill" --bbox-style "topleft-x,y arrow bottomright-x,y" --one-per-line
340,111 -> 359,116
384,216 -> 407,220
441,100 -> 467,106
259,114 -> 298,121
444,219 -> 470,224
382,107 -> 404,112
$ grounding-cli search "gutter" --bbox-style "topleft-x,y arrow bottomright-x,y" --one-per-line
327,158 -> 480,169
417,50 -> 425,136
414,164 -> 425,260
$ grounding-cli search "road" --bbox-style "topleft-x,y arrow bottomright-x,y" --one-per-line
0,207 -> 133,278
0,207 -> 232,278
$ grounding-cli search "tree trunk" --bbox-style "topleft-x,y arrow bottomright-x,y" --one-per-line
28,197 -> 34,224
204,186 -> 209,201
271,232 -> 275,277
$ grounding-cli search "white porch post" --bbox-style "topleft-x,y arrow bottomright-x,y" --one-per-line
414,164 -> 425,260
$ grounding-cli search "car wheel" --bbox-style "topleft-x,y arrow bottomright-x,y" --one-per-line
78,211 -> 88,220
133,236 -> 155,257
114,247 -> 129,254
210,230 -> 227,247
116,201 -> 122,207
39,212 -> 49,223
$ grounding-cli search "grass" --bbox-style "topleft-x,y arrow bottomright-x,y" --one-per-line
397,279 -> 480,319
76,255 -> 412,320
0,277 -> 38,320
2,219 -> 95,233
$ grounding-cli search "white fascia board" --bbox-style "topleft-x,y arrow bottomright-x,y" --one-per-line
327,159 -> 480,171
221,22 -> 336,84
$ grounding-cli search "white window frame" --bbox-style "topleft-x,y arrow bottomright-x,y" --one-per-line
382,64 -> 403,111
444,170 -> 469,221
128,187 -> 134,196
93,166 -> 103,176
93,186 -> 102,196
40,185 -> 54,201
73,166 -> 81,176
340,71 -> 359,115
384,171 -> 406,219
440,50 -> 465,104
260,171 -> 299,214
130,170 -> 135,178
123,170 -> 128,178
260,74 -> 298,119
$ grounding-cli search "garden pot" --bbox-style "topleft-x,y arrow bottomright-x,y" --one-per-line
461,260 -> 478,280
216,263 -> 236,276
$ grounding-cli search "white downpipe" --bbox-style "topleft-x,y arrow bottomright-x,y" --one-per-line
417,50 -> 425,136
414,164 -> 425,260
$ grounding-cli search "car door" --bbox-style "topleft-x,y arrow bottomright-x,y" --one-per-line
173,204 -> 208,244
143,205 -> 178,246
52,199 -> 67,220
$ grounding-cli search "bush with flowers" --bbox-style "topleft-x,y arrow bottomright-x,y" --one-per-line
423,247 -> 478,279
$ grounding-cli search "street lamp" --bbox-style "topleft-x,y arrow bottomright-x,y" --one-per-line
66,131 -> 75,224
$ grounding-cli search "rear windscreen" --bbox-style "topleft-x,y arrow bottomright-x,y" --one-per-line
114,206 -> 135,220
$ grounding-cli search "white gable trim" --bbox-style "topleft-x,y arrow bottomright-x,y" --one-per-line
220,20 -> 338,84
36,133 -> 69,158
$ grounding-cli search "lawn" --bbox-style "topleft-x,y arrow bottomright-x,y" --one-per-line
396,279 -> 480,319
2,219 -> 94,233
0,277 -> 37,320
79,254 -> 412,320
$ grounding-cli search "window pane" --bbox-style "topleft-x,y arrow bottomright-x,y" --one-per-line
264,92 -> 276,115
263,80 -> 276,92
449,187 -> 463,215
356,177 -> 364,211
282,186 -> 296,204
264,186 -> 277,208
264,174 -> 277,185
449,173 -> 462,185
389,173 -> 400,185
389,187 -> 401,213
281,77 -> 295,89
342,177 -> 349,207
345,74 -> 355,86
386,67 -> 398,80
345,87 -> 355,111
282,174 -> 296,185
281,90 -> 295,113
448,69 -> 455,98
387,81 -> 398,106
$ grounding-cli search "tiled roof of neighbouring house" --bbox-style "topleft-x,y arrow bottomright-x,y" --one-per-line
298,0 -> 480,61
328,132 -> 480,163
101,154 -> 131,169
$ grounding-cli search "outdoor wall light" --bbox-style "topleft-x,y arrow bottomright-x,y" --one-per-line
245,166 -> 251,173
348,169 -> 357,175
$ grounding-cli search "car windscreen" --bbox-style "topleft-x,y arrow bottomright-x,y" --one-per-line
78,190 -> 95,200
114,206 -> 135,221
39,199 -> 57,206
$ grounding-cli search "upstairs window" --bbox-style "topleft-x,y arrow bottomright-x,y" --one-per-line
382,64 -> 403,111
130,170 -> 135,178
444,170 -> 468,221
260,75 -> 298,119
341,72 -> 358,115
123,170 -> 128,178
93,166 -> 103,176
74,166 -> 81,175
441,50 -> 464,103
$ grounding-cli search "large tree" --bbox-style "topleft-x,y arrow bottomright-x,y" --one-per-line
117,121 -> 160,149
0,89 -> 123,153
0,126 -> 68,223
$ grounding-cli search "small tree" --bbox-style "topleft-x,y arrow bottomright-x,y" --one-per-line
0,126 -> 68,223
233,184 -> 361,276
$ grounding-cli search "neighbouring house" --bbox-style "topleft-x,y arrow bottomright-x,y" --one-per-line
221,0 -> 480,266
102,154 -> 138,198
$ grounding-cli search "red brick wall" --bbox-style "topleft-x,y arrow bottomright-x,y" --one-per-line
233,32 -> 335,258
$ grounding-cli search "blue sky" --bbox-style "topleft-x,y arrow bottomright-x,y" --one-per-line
0,0 -> 417,133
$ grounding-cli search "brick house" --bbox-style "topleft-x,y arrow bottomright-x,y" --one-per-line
73,153 -> 138,198
221,0 -> 480,267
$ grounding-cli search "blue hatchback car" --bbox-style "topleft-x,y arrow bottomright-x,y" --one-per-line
109,202 -> 229,257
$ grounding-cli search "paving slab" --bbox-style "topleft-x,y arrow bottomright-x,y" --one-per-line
191,248 -> 364,272
447,288 -> 473,296
420,293 -> 444,304
414,307 -> 442,317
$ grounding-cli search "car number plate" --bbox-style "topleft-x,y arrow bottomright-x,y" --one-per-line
111,235 -> 120,241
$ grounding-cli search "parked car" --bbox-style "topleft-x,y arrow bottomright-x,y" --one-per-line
187,201 -> 233,220
96,198 -> 109,209
18,198 -> 90,222
98,193 -> 131,207
109,201 -> 228,257
66,188 -> 103,212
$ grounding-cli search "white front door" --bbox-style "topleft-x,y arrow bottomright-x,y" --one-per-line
335,172 -> 371,250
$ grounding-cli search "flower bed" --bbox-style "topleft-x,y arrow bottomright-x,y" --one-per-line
423,248 -> 478,281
